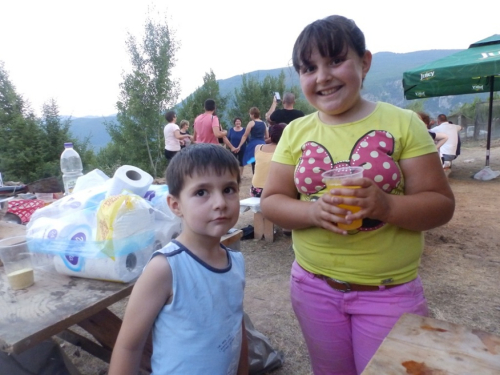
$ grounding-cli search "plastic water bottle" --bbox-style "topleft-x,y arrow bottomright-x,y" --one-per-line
60,142 -> 83,195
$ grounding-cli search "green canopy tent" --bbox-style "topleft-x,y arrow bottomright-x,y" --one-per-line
403,35 -> 500,168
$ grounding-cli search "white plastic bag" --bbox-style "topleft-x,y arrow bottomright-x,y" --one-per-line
473,167 -> 500,181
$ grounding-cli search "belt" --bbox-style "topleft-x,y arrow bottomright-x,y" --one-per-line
314,274 -> 403,293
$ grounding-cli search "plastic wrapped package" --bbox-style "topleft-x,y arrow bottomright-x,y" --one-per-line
26,170 -> 182,283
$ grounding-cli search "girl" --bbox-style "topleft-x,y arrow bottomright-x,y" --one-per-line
179,119 -> 193,148
235,107 -> 269,174
260,15 -> 455,375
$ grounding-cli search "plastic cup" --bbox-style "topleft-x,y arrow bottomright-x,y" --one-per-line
322,167 -> 364,230
0,236 -> 35,290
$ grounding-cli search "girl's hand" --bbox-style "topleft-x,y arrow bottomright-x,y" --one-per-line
307,192 -> 354,235
327,177 -> 391,225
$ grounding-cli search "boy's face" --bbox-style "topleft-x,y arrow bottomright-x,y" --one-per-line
168,169 -> 240,240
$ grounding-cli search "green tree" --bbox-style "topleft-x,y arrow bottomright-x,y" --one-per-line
0,62 -> 44,183
404,98 -> 427,114
104,10 -> 179,177
228,70 -> 313,125
38,99 -> 96,178
176,70 -> 229,128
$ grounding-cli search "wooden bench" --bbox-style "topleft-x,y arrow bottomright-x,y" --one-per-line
362,313 -> 500,374
239,198 -> 274,242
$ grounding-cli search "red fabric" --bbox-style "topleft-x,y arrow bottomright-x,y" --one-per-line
7,199 -> 45,223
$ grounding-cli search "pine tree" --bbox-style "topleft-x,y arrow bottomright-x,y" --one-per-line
0,62 -> 44,183
176,70 -> 229,128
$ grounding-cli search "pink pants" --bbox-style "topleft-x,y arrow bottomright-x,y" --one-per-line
290,261 -> 428,375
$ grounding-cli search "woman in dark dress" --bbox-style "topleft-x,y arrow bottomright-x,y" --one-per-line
227,117 -> 246,175
236,107 -> 269,174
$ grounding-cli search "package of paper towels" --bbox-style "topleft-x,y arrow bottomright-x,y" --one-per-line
107,165 -> 153,198
52,233 -> 155,283
25,168 -> 182,283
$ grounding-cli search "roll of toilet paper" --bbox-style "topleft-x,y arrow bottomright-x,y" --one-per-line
27,217 -> 58,239
107,165 -> 153,198
53,245 -> 149,283
152,220 -> 182,251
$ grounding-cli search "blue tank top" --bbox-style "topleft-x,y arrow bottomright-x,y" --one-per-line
149,240 -> 245,374
249,121 -> 266,141
228,127 -> 246,148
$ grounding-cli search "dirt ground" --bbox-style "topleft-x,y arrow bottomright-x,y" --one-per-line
64,140 -> 500,375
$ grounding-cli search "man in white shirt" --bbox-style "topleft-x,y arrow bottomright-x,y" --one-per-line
429,114 -> 461,164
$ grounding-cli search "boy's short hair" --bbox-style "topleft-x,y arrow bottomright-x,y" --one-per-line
204,99 -> 216,111
166,144 -> 241,197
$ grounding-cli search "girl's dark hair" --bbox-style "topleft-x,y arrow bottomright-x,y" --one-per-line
166,144 -> 240,197
269,123 -> 286,144
165,111 -> 176,122
233,117 -> 242,125
292,15 -> 366,73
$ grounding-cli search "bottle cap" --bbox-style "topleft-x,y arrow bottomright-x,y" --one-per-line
64,142 -> 73,148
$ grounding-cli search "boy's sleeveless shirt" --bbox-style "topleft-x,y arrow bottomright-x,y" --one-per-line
149,240 -> 245,374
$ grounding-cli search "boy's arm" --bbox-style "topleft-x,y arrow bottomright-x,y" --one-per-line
237,319 -> 249,375
109,256 -> 173,375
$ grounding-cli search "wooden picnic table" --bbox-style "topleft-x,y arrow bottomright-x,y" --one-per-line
362,313 -> 500,374
0,222 -> 242,371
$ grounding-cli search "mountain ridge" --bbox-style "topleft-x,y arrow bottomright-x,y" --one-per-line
71,49 -> 488,150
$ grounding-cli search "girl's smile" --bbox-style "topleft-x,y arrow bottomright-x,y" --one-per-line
299,46 -> 372,124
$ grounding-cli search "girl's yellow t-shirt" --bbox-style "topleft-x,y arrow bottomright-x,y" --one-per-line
272,102 -> 437,285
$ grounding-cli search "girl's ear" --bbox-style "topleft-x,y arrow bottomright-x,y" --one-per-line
167,194 -> 183,217
361,50 -> 372,78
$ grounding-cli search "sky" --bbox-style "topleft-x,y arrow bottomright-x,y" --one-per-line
1,0 -> 499,117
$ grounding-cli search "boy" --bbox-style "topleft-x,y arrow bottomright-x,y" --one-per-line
109,144 -> 248,375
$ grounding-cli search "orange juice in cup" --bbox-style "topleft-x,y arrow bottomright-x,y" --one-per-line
322,167 -> 364,230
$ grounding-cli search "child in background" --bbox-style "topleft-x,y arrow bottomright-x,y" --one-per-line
179,119 -> 193,148
109,144 -> 248,375
260,15 -> 455,375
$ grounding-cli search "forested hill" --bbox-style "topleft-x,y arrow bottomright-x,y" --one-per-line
72,48 -> 486,150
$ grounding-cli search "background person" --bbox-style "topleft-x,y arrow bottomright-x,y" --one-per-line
227,117 -> 247,175
193,99 -> 227,144
251,123 -> 286,197
260,15 -> 455,375
163,111 -> 191,161
109,144 -> 248,375
429,114 -> 461,166
235,107 -> 268,174
265,92 -> 305,124
179,119 -> 193,148
417,111 -> 448,151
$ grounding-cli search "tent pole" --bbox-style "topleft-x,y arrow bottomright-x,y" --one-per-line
485,76 -> 494,167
